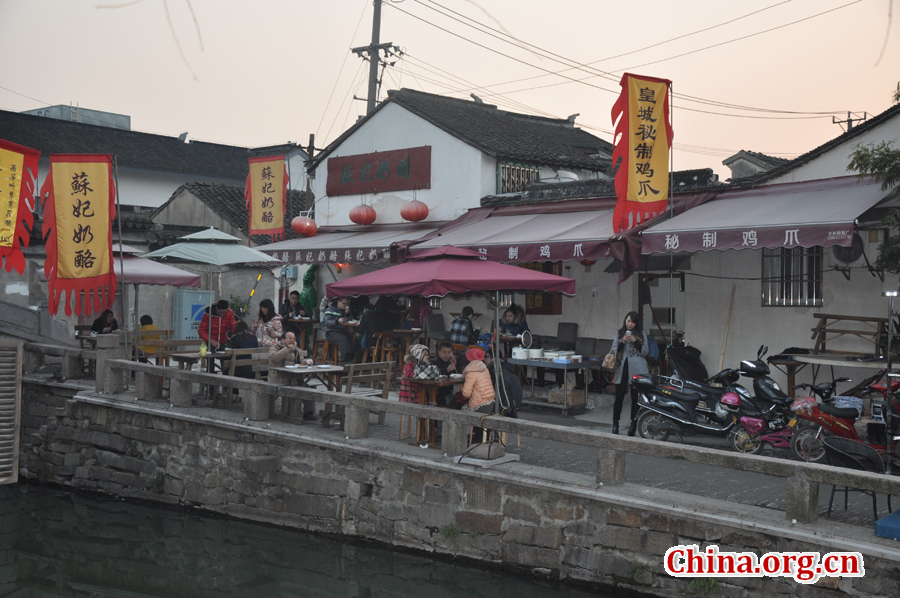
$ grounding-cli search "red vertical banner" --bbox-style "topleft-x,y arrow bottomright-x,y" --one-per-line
0,139 -> 40,274
611,73 -> 673,233
40,154 -> 116,316
244,155 -> 287,242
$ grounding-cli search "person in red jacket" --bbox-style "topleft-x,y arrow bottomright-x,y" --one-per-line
199,299 -> 236,351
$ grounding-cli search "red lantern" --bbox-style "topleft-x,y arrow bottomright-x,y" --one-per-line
349,204 -> 377,225
291,216 -> 317,237
401,200 -> 429,222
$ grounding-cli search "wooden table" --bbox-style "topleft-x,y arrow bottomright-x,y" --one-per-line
285,317 -> 318,350
413,377 -> 462,445
171,350 -> 233,400
768,353 -> 900,397
393,328 -> 423,355
272,364 -> 346,421
811,313 -> 890,357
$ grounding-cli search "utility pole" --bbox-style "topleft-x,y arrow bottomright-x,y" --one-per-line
351,0 -> 394,114
832,111 -> 867,132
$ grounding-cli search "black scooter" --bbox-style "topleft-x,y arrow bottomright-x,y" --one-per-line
631,368 -> 749,441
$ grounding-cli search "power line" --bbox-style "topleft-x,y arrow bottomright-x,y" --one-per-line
398,0 -> 855,117
316,0 -> 370,139
617,0 -> 863,72
0,85 -> 52,107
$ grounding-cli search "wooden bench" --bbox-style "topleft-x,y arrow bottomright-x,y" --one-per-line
151,339 -> 204,367
128,329 -> 173,360
810,313 -> 889,356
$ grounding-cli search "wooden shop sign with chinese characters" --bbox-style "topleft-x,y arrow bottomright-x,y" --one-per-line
245,155 -> 287,241
326,146 -> 431,197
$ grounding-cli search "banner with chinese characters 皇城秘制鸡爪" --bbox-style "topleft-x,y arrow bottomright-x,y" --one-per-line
610,73 -> 673,233
245,155 -> 287,242
40,154 -> 116,317
0,139 -> 40,275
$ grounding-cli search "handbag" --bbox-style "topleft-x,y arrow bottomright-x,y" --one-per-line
462,440 -> 505,460
601,352 -> 618,373
413,363 -> 441,380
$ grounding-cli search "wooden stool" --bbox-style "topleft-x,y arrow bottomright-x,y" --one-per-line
322,341 -> 340,365
378,332 -> 403,368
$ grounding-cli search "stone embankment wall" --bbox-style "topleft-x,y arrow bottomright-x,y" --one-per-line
18,381 -> 900,598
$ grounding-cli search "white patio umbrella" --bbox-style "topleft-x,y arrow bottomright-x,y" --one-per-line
143,228 -> 280,346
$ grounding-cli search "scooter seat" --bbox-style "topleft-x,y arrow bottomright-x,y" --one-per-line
684,380 -> 726,396
818,403 -> 859,420
659,387 -> 704,402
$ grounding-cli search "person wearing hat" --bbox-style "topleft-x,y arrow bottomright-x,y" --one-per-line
455,346 -> 495,413
400,344 -> 430,403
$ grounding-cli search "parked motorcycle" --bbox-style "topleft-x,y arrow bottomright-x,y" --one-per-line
727,346 -> 798,455
632,368 -> 745,441
790,378 -> 900,463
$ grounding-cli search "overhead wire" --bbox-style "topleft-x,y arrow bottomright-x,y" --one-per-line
316,0 -> 371,139
396,0 -> 855,117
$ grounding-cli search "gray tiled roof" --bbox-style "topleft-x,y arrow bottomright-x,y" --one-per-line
313,88 -> 613,172
0,109 -> 303,181
152,183 -> 306,246
482,169 -> 721,207
730,102 -> 900,188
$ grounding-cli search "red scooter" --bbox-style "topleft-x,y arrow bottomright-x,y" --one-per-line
790,378 -> 900,463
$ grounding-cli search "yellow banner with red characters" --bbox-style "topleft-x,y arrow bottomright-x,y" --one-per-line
245,155 -> 287,241
40,154 -> 116,316
0,139 -> 40,274
611,73 -> 673,233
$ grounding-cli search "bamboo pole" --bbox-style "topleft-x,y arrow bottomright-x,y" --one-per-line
719,284 -> 736,372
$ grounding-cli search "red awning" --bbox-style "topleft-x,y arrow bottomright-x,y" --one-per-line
641,176 -> 890,254
325,248 -> 575,298
413,201 -> 618,263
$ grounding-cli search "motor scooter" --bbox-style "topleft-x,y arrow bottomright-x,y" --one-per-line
727,346 -> 798,454
790,378 -> 900,463
632,369 -> 746,441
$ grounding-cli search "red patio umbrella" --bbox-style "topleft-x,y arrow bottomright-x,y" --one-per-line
325,246 -> 575,298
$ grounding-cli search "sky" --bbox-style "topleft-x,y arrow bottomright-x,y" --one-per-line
1,0 -> 898,181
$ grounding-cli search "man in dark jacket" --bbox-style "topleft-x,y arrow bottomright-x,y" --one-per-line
322,297 -> 355,363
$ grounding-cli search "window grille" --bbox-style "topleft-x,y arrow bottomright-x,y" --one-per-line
500,163 -> 541,194
761,247 -> 823,307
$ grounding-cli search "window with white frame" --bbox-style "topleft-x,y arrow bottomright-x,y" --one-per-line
761,246 -> 823,307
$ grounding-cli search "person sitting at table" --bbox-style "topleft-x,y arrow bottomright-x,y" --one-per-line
404,297 -> 432,329
432,340 -> 459,406
267,332 -> 316,420
348,294 -> 370,320
499,304 -> 529,337
322,296 -> 356,363
482,345 -> 522,415
451,346 -> 494,413
91,309 -> 119,334
199,299 -> 236,352
279,290 -> 307,339
450,306 -> 479,346
400,344 -> 429,404
356,302 -> 394,350
136,315 -> 159,363
251,299 -> 283,348
225,321 -> 258,400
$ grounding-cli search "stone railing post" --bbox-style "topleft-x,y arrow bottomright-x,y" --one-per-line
135,370 -> 162,401
61,353 -> 84,379
786,475 -> 819,523
95,331 -> 125,392
344,405 -> 369,439
170,378 -> 192,407
597,447 -> 626,486
441,418 -> 469,456
244,388 -> 269,420
22,347 -> 43,374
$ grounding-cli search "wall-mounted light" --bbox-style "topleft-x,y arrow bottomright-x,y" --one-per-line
334,263 -> 347,273
883,291 -> 898,297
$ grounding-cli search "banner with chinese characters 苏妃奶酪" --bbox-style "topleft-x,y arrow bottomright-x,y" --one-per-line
245,155 -> 287,242
40,154 -> 116,316
610,73 -> 672,233
0,139 -> 40,275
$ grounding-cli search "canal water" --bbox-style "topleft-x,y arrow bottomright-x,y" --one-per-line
0,484 -> 618,597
